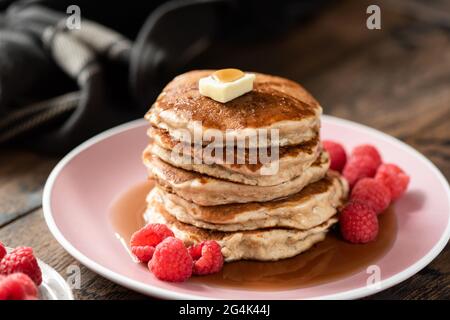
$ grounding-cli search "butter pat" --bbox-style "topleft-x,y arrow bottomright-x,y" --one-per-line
199,70 -> 255,103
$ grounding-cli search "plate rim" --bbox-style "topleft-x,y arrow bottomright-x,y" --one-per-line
38,257 -> 75,300
42,115 -> 450,300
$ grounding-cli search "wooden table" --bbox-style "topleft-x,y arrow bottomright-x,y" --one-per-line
0,0 -> 449,299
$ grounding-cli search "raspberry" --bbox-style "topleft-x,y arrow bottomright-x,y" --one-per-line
0,275 -> 26,300
352,144 -> 382,166
189,241 -> 224,275
130,224 -> 174,263
0,247 -> 42,285
131,245 -> 155,263
130,223 -> 174,248
188,243 -> 203,261
375,164 -> 410,200
340,201 -> 379,243
0,273 -> 38,300
149,237 -> 192,282
343,155 -> 380,188
7,273 -> 37,298
351,178 -> 391,214
0,242 -> 6,261
323,140 -> 347,172
343,144 -> 382,188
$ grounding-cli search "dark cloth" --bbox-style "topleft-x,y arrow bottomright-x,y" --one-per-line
0,0 -> 329,153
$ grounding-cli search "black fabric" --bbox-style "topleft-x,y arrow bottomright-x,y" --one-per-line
0,0 -> 330,154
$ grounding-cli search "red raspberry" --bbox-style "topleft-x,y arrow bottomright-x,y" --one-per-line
130,223 -> 174,263
131,245 -> 155,263
149,237 -> 192,282
0,242 -> 6,261
130,223 -> 174,248
375,164 -> 410,200
6,273 -> 37,298
188,243 -> 203,261
340,201 -> 379,243
0,273 -> 38,300
351,178 -> 391,214
343,144 -> 382,188
323,140 -> 347,172
352,144 -> 382,166
189,241 -> 224,275
0,274 -> 26,300
8,273 -> 38,297
343,155 -> 380,188
0,247 -> 42,285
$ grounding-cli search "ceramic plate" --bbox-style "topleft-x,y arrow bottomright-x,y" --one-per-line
42,116 -> 450,299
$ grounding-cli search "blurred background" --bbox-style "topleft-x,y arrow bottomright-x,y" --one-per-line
0,0 -> 449,299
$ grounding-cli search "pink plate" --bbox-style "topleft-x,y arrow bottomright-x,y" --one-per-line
43,116 -> 450,299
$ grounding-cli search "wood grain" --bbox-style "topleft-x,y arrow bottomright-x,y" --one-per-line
0,149 -> 56,226
0,0 -> 449,299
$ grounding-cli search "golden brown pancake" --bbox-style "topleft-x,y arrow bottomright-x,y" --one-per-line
145,70 -> 322,147
143,151 -> 330,206
145,199 -> 338,262
146,126 -> 321,186
146,173 -> 348,231
141,69 -> 344,262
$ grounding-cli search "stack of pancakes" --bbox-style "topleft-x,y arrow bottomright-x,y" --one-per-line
143,70 -> 348,262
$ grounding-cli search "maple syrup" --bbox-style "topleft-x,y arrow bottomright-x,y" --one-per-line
110,180 -> 397,290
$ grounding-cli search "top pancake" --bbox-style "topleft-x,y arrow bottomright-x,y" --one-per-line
146,70 -> 322,147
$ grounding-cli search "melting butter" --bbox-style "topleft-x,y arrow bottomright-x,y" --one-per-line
199,69 -> 255,103
213,68 -> 245,83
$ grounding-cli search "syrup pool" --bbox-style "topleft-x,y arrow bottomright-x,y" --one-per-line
110,180 -> 397,290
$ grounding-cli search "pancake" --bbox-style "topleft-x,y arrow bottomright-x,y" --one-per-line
143,151 -> 330,206
145,200 -> 338,262
145,70 -> 322,148
146,126 -> 321,186
146,173 -> 348,231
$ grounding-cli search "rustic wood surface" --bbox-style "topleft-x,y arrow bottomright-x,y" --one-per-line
0,0 -> 449,299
